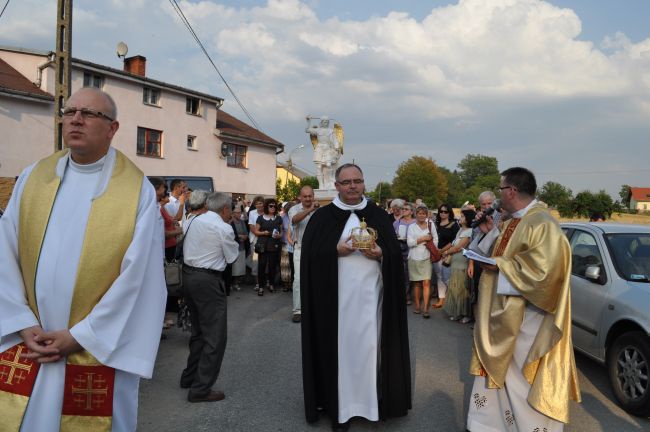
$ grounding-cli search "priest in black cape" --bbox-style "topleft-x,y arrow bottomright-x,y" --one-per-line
300,163 -> 411,430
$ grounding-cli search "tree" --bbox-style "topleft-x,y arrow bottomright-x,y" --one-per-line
457,154 -> 499,188
439,167 -> 465,207
367,181 -> 393,206
538,181 -> 573,208
391,156 -> 448,207
301,176 -> 319,190
570,190 -> 614,218
619,184 -> 631,208
275,178 -> 301,202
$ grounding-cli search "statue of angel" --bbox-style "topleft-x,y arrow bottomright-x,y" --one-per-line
305,115 -> 344,190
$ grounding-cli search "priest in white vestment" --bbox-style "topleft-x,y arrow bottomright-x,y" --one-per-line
301,163 -> 411,431
0,88 -> 167,432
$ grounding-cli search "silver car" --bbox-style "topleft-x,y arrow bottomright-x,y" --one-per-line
561,222 -> 650,416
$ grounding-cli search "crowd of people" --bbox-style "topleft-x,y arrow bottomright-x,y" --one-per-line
0,86 -> 580,432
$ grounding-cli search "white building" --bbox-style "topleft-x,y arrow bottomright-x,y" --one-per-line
0,45 -> 283,198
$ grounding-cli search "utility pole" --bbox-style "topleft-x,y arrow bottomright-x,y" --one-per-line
54,0 -> 73,151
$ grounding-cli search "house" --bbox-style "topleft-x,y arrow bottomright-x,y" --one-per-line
0,45 -> 284,201
276,160 -> 313,189
628,187 -> 650,212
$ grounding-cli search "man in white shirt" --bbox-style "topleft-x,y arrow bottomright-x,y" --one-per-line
180,192 -> 239,403
165,179 -> 187,222
287,186 -> 319,323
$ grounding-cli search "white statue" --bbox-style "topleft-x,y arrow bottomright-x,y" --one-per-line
305,115 -> 344,190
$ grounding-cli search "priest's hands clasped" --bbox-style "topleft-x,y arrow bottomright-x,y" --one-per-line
337,236 -> 382,261
19,325 -> 83,363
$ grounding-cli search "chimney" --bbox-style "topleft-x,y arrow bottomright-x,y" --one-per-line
123,55 -> 146,77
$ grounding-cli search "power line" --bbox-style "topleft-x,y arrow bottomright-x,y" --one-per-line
0,0 -> 11,19
168,0 -> 261,130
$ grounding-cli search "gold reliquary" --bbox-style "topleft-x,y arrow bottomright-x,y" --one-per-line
350,218 -> 378,250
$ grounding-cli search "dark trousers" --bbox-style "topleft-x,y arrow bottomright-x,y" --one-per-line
180,269 -> 227,396
258,251 -> 279,287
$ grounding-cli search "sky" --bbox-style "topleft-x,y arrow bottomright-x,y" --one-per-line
1,0 -> 649,199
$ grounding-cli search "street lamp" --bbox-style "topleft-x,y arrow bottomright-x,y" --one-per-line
287,144 -> 305,171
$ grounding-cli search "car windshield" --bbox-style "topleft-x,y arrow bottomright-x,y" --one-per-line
604,233 -> 650,282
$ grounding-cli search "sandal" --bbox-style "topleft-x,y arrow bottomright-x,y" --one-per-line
413,309 -> 421,314
423,312 -> 430,319
268,286 -> 275,293
258,288 -> 264,296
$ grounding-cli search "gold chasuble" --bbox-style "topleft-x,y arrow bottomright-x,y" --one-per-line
469,203 -> 581,423
0,149 -> 143,432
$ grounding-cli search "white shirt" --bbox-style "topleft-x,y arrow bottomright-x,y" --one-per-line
164,194 -> 181,218
183,211 -> 239,271
248,208 -> 264,243
407,221 -> 438,261
288,203 -> 313,245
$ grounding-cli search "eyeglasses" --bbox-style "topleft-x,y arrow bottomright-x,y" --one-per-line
336,179 -> 364,186
498,186 -> 513,191
268,204 -> 276,208
402,208 -> 412,211
439,210 -> 449,213
60,107 -> 114,122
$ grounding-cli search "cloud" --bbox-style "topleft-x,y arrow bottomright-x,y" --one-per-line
1,0 -> 649,196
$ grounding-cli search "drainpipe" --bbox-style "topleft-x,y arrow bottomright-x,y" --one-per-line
34,52 -> 56,89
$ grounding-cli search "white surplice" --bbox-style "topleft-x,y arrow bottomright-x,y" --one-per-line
334,196 -> 383,423
0,148 -> 167,432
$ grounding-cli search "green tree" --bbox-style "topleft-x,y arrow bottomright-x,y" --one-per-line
570,190 -> 614,218
619,184 -> 631,208
300,176 -> 319,190
439,167 -> 465,207
275,178 -> 301,202
392,156 -> 448,207
457,154 -> 499,188
367,181 -> 393,206
538,181 -> 573,208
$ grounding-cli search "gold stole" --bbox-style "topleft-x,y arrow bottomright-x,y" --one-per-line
0,149 -> 143,431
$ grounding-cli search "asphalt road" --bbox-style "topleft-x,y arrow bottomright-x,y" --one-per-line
138,284 -> 650,431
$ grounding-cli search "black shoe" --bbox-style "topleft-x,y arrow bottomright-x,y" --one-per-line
180,380 -> 192,389
187,389 -> 225,403
331,421 -> 350,431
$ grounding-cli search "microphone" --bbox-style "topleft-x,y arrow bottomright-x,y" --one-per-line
471,199 -> 501,228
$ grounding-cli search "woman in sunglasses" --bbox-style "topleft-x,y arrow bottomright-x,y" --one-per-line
252,198 -> 283,295
432,204 -> 459,308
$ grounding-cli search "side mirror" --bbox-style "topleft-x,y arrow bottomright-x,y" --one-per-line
585,265 -> 602,283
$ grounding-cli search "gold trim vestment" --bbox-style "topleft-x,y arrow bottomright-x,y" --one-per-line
470,203 -> 581,423
0,149 -> 143,431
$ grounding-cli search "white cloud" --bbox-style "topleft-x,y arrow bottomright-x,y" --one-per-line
1,0 -> 649,196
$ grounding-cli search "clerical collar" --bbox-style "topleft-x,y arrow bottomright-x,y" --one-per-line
332,195 -> 367,211
511,199 -> 538,219
68,153 -> 106,174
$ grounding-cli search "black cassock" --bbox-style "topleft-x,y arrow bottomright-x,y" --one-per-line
300,200 -> 412,424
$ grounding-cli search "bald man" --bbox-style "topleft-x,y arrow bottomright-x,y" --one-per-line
0,88 -> 167,431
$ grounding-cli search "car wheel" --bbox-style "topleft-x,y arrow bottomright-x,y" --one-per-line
607,331 -> 650,416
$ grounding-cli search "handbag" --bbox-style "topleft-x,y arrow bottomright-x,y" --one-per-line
254,240 -> 266,254
165,261 -> 183,297
441,254 -> 452,267
425,221 -> 442,263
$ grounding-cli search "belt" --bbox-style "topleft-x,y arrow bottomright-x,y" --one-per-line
183,264 -> 223,276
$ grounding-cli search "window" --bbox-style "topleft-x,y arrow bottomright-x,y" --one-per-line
83,72 -> 104,89
570,230 -> 604,280
186,97 -> 201,115
137,127 -> 162,158
143,87 -> 160,106
187,135 -> 197,150
226,144 -> 247,168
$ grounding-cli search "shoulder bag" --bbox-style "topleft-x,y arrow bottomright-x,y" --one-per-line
425,221 -> 442,263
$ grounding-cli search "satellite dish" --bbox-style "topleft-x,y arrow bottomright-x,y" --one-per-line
116,42 -> 128,59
